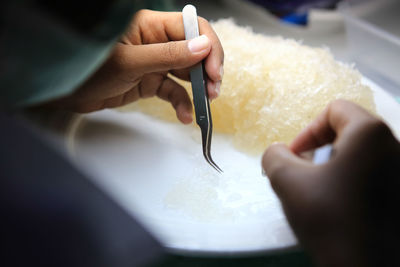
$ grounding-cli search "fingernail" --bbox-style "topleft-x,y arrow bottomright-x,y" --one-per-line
185,108 -> 193,118
219,65 -> 224,80
188,35 -> 210,53
261,168 -> 267,177
215,81 -> 221,96
180,111 -> 192,124
185,114 -> 193,123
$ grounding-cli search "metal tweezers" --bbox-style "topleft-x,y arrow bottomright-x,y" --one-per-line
182,4 -> 223,173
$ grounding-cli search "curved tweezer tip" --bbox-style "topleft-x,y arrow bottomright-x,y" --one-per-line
208,156 -> 223,173
201,126 -> 223,173
203,149 -> 223,173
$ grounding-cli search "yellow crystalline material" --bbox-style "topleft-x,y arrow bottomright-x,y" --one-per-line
120,19 -> 375,154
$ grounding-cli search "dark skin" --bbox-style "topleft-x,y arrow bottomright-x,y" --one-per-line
47,10 -> 224,123
262,99 -> 400,267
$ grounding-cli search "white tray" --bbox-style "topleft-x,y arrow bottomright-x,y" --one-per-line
65,77 -> 400,256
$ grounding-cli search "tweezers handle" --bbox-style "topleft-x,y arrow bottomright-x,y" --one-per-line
182,5 -> 211,128
190,65 -> 211,128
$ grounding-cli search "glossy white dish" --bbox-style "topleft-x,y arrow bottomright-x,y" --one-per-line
66,77 -> 400,256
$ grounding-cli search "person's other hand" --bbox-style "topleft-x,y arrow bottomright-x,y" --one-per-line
48,10 -> 224,124
262,100 -> 400,267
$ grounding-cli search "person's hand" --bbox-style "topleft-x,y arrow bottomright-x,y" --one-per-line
262,100 -> 400,267
47,10 -> 224,124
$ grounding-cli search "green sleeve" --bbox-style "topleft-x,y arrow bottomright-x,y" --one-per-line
0,0 -> 174,109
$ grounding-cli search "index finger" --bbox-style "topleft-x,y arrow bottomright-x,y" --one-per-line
290,100 -> 374,154
161,11 -> 224,98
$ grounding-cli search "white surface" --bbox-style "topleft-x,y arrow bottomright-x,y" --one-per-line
68,111 -> 296,255
67,77 -> 400,256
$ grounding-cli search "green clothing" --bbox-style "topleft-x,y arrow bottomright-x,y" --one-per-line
0,0 -> 173,108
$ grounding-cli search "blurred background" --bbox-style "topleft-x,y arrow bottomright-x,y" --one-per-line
2,1 -> 399,266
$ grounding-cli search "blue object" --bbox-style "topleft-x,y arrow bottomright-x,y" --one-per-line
246,0 -> 340,25
282,13 -> 308,25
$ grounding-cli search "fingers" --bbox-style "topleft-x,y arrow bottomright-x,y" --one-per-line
169,69 -> 190,81
154,11 -> 224,81
79,89 -> 140,112
289,109 -> 336,154
139,72 -> 166,98
263,101 -> 367,199
118,35 -> 211,75
135,10 -> 224,99
155,77 -> 193,124
290,99 -> 374,154
170,65 -> 222,100
136,73 -> 193,124
73,70 -> 193,125
119,73 -> 194,124
262,143 -> 314,201
81,75 -> 193,124
198,17 -> 224,99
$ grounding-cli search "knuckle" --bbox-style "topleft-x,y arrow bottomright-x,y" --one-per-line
161,42 -> 180,68
133,10 -> 152,31
109,48 -> 128,73
135,9 -> 150,19
167,42 -> 179,59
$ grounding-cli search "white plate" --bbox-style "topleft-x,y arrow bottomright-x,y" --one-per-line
66,77 -> 400,256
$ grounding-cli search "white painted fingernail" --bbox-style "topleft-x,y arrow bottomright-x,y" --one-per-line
219,65 -> 224,80
188,35 -> 210,53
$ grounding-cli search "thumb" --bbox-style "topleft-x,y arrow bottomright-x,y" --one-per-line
262,143 -> 314,200
124,35 -> 211,74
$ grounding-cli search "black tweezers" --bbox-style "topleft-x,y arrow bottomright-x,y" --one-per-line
182,4 -> 223,173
